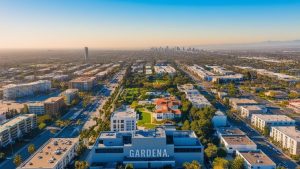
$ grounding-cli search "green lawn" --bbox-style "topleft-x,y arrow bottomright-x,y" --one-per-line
137,108 -> 156,129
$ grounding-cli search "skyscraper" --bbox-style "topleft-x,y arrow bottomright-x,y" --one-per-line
84,47 -> 88,61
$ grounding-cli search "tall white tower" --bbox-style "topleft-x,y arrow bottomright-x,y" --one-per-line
84,47 -> 88,61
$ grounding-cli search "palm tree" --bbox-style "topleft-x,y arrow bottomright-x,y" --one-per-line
75,160 -> 89,169
28,144 -> 35,154
13,154 -> 22,167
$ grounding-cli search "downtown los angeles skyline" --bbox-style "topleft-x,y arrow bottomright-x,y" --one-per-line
1,0 -> 300,49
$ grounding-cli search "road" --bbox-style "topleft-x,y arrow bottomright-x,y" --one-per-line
178,63 -> 298,169
0,69 -> 126,169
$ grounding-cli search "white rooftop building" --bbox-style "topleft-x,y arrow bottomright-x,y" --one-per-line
110,106 -> 138,132
237,150 -> 276,169
251,114 -> 296,130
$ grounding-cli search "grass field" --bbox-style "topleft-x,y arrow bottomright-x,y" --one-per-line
137,108 -> 156,129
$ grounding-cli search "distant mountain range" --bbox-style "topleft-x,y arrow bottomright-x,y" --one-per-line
195,39 -> 300,50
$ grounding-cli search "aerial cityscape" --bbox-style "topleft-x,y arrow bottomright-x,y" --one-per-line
1,1 -> 300,169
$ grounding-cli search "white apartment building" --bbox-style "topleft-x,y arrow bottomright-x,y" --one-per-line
3,80 -> 51,100
212,110 -> 227,127
240,105 -> 267,119
28,102 -> 45,115
237,150 -> 276,169
270,126 -> 300,155
110,106 -> 138,132
0,114 -> 37,147
251,114 -> 296,130
154,65 -> 176,75
220,135 -> 257,154
178,84 -> 211,109
18,138 -> 79,169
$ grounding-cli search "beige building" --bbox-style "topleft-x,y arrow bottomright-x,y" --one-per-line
69,76 -> 96,91
229,98 -> 259,110
251,114 -> 295,130
44,97 -> 65,117
270,126 -> 300,155
110,106 -> 138,132
18,138 -> 79,169
220,135 -> 257,154
237,150 -> 276,169
0,114 -> 37,147
240,105 -> 267,119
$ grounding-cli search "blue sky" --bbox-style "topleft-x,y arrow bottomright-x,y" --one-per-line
0,0 -> 300,49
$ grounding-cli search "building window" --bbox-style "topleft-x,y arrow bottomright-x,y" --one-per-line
95,148 -> 123,153
174,148 -> 202,153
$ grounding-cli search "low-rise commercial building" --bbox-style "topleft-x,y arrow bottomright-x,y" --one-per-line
236,150 -> 276,169
18,138 -> 79,169
229,98 -> 259,110
110,106 -> 138,132
0,114 -> 37,147
220,135 -> 257,154
240,105 -> 267,119
44,97 -> 65,117
178,84 -> 211,108
154,65 -> 176,75
88,127 -> 204,168
3,80 -> 51,100
28,102 -> 45,115
216,127 -> 245,138
270,126 -> 300,155
69,76 -> 96,91
251,114 -> 296,130
212,110 -> 227,127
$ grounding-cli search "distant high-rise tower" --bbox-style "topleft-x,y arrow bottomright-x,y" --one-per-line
84,47 -> 88,61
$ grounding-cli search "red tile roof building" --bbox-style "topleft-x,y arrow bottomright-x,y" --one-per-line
153,97 -> 181,120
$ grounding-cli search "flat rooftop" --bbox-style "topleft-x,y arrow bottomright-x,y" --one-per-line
253,114 -> 295,122
217,127 -> 245,136
222,135 -> 256,146
240,105 -> 264,111
230,98 -> 258,104
19,138 -> 79,169
111,107 -> 136,119
70,76 -> 96,82
238,150 -> 276,166
44,96 -> 63,103
272,126 -> 300,142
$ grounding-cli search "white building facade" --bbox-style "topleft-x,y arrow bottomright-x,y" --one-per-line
3,80 -> 51,100
270,126 -> 300,155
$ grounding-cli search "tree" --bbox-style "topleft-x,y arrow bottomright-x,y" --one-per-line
217,147 -> 227,157
28,144 -> 35,154
263,126 -> 270,137
125,163 -> 134,169
21,104 -> 29,114
38,122 -> 46,130
230,156 -> 245,169
204,143 -> 218,159
0,152 -> 5,160
182,120 -> 190,130
13,154 -> 22,167
75,161 -> 89,169
213,157 -> 229,169
183,160 -> 202,169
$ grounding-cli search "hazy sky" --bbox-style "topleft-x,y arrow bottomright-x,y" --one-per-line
1,0 -> 300,49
